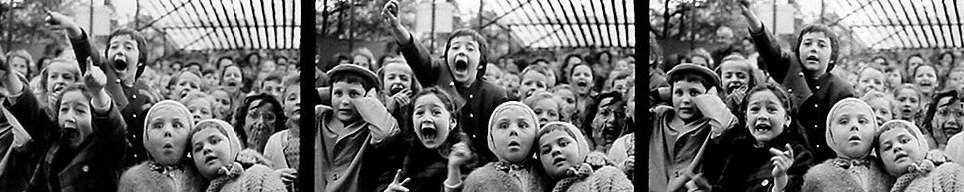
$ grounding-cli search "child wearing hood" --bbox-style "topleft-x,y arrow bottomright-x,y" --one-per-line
537,122 -> 633,192
876,120 -> 964,192
190,119 -> 285,192
119,101 -> 207,192
801,98 -> 894,192
452,102 -> 551,192
384,0 -> 508,162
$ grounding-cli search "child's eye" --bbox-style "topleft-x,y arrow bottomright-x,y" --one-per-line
559,140 -> 569,147
498,122 -> 509,129
838,118 -> 849,125
519,121 -> 529,129
858,118 -> 868,124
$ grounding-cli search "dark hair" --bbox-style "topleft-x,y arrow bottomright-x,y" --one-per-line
106,28 -> 148,78
201,68 -> 217,76
792,25 -> 839,72
532,58 -> 549,66
412,87 -> 459,117
261,73 -> 284,87
732,83 -> 810,148
221,64 -> 243,80
581,91 -> 625,147
328,71 -> 375,91
922,90 -> 960,138
668,72 -> 713,90
54,84 -> 94,127
169,70 -> 206,91
444,29 -> 489,81
233,93 -> 285,148
739,83 -> 795,121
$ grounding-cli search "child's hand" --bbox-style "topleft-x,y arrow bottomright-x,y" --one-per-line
585,151 -> 611,168
386,89 -> 412,112
84,59 -> 107,93
448,142 -> 474,168
276,168 -> 297,183
621,156 -> 635,173
693,87 -> 733,125
237,148 -> 269,166
925,149 -> 948,164
769,144 -> 794,192
384,169 -> 411,192
45,11 -> 83,38
726,86 -> 748,106
381,0 -> 411,43
684,173 -> 712,192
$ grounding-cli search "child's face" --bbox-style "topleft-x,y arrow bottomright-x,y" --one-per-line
592,97 -> 624,146
484,65 -> 502,85
45,62 -> 78,96
895,88 -> 921,120
174,72 -> 203,100
867,98 -> 893,126
221,66 -> 243,93
382,63 -> 414,95
878,128 -> 925,176
283,84 -> 301,122
720,63 -> 750,94
490,107 -> 537,163
331,82 -> 367,123
502,74 -> 521,97
445,36 -> 482,85
186,98 -> 214,123
191,127 -> 233,179
796,32 -> 833,75
243,99 -> 277,152
947,71 -> 964,90
58,90 -> 93,149
203,73 -> 220,88
571,65 -> 594,95
614,59 -> 630,72
885,70 -> 902,89
352,55 -> 371,69
612,78 -> 631,96
907,57 -> 924,72
672,80 -> 707,122
531,99 -> 561,125
554,89 -> 577,121
521,71 -> 548,99
829,104 -> 877,158
914,66 -> 937,94
412,94 -> 454,149
106,34 -> 141,82
857,69 -> 885,96
933,97 -> 964,139
9,56 -> 28,76
745,90 -> 789,144
260,60 -> 277,72
537,129 -> 580,179
261,80 -> 284,101
211,90 -> 232,119
690,56 -> 709,67
145,107 -> 191,165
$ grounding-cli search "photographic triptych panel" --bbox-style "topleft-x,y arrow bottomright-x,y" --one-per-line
0,0 -> 637,191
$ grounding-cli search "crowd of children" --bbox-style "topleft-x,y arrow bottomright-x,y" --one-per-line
0,0 -> 638,191
646,0 -> 964,191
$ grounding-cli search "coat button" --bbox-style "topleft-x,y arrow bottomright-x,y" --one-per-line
470,114 -> 474,118
799,72 -> 804,77
469,95 -> 474,99
82,165 -> 89,172
332,174 -> 339,181
116,79 -> 122,83
816,86 -> 821,90
788,89 -> 793,93
132,95 -> 137,99
133,114 -> 137,118
761,179 -> 769,186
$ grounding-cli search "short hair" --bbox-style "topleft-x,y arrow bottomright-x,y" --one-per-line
894,83 -> 923,100
106,28 -> 148,77
180,91 -> 214,110
861,90 -> 896,111
521,65 -> 551,80
523,91 -> 559,111
170,70 -> 207,91
54,84 -> 94,124
6,49 -> 34,76
443,29 -> 489,78
668,72 -> 713,90
261,72 -> 284,87
412,87 -> 459,115
328,71 -> 375,91
792,25 -> 840,72
201,68 -> 218,76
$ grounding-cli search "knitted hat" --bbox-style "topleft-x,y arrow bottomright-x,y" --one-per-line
327,64 -> 381,92
537,122 -> 590,162
143,100 -> 194,160
487,101 -> 541,163
877,120 -> 930,153
193,119 -> 242,161
826,98 -> 878,158
947,132 -> 964,164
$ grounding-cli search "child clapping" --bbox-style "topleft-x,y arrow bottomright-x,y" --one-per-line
801,98 -> 894,192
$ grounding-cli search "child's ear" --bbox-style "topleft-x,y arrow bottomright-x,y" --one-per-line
785,115 -> 792,127
449,116 -> 458,130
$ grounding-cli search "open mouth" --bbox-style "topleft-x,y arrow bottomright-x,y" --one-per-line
507,140 -> 521,148
114,57 -> 128,71
754,123 -> 772,132
227,82 -> 238,87
727,82 -> 744,91
52,84 -> 66,94
180,89 -> 190,98
65,129 -> 79,140
454,56 -> 469,72
805,55 -> 819,63
848,135 -> 862,142
576,81 -> 588,88
420,123 -> 439,141
163,143 -> 174,149
390,84 -> 405,95
204,155 -> 218,163
552,157 -> 567,166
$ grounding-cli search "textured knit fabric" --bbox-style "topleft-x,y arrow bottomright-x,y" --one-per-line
118,161 -> 207,192
946,133 -> 964,164
890,162 -> 964,192
826,98 -> 878,159
462,160 -> 550,192
283,133 -> 300,170
556,166 -> 634,192
206,162 -> 285,192
801,157 -> 894,192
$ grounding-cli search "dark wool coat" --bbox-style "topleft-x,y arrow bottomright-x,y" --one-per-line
751,25 -> 855,164
704,125 -> 814,192
7,89 -> 127,192
69,29 -> 158,168
397,34 -> 508,163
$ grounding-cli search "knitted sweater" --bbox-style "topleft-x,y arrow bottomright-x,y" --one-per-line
801,158 -> 894,192
555,166 -> 634,192
207,164 -> 286,192
462,161 -> 550,192
891,163 -> 964,192
117,162 -> 207,192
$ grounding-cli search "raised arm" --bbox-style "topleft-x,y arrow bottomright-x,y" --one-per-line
740,0 -> 793,82
383,0 -> 441,87
0,66 -> 56,144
